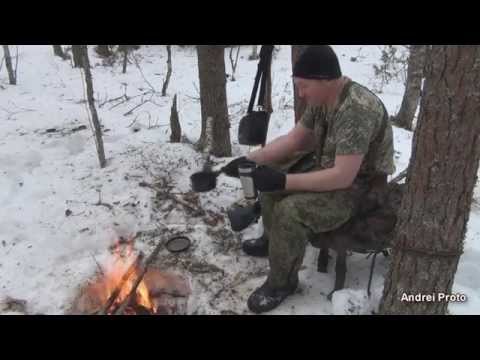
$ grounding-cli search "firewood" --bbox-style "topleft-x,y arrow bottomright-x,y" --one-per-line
98,253 -> 144,315
113,238 -> 166,315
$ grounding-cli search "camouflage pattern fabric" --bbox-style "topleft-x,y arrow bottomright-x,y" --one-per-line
260,184 -> 369,288
300,80 -> 395,176
259,80 -> 395,289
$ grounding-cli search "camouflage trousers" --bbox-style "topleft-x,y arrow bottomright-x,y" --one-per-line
260,152 -> 368,289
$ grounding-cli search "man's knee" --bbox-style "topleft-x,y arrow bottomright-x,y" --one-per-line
272,192 -> 354,234
269,200 -> 310,253
270,197 -> 309,237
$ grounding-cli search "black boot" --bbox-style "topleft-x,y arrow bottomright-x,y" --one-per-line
247,279 -> 298,314
242,234 -> 269,257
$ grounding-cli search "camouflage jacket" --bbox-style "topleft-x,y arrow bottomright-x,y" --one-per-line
300,79 -> 395,178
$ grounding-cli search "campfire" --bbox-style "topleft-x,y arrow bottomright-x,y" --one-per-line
71,237 -> 191,315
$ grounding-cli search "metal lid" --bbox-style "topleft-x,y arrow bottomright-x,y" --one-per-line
166,236 -> 191,253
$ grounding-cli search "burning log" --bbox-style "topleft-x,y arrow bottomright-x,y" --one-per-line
70,232 -> 192,315
113,238 -> 166,315
98,253 -> 145,315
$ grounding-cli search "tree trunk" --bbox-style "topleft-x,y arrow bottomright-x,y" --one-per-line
161,45 -> 172,96
79,45 -> 107,168
2,45 -> 16,85
170,94 -> 181,143
72,45 -> 83,68
196,45 -> 232,157
249,45 -> 259,61
392,45 -> 427,130
379,46 -> 480,315
122,48 -> 128,74
291,45 -> 310,123
95,45 -> 112,58
52,45 -> 69,60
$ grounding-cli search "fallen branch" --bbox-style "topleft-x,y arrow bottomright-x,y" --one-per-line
107,92 -> 148,110
96,202 -> 113,210
94,190 -> 113,210
90,252 -> 105,276
138,181 -> 198,214
170,194 -> 199,213
123,99 -> 151,116
99,94 -> 128,108
0,106 -> 35,121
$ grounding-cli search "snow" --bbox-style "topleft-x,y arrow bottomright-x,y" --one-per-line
0,45 -> 478,315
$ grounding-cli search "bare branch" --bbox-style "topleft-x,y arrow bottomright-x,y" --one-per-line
90,252 -> 105,275
132,53 -> 157,93
228,46 -> 241,81
161,45 -> 172,96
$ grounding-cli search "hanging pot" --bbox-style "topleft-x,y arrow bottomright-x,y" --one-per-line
238,111 -> 270,146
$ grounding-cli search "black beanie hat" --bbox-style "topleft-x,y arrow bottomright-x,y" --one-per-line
293,45 -> 342,80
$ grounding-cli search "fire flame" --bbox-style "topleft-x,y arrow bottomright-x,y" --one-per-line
93,239 -> 155,314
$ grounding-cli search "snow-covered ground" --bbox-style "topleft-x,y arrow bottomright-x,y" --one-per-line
0,45 -> 478,315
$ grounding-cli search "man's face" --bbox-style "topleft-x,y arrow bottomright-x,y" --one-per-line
293,77 -> 330,106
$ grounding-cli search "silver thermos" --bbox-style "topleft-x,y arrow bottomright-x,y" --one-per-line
238,160 -> 258,201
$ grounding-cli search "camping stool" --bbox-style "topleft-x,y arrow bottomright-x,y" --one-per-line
310,234 -> 391,301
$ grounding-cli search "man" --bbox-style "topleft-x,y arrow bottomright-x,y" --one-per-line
223,45 -> 395,313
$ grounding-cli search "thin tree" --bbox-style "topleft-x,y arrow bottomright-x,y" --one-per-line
119,45 -> 129,73
169,94 -> 181,142
248,45 -> 259,60
79,45 -> 106,168
379,45 -> 480,315
72,45 -> 83,68
95,45 -> 112,58
196,45 -> 232,157
2,45 -> 17,85
52,45 -> 70,60
392,45 -> 427,131
117,45 -> 140,73
161,45 -> 172,96
228,46 -> 241,81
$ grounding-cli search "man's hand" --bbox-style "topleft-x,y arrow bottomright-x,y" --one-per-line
222,157 -> 248,178
253,166 -> 286,192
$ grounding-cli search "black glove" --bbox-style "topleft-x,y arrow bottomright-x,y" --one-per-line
252,165 -> 286,192
222,156 -> 248,178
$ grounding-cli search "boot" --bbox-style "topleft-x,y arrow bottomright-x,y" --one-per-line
247,279 -> 298,314
242,233 -> 269,257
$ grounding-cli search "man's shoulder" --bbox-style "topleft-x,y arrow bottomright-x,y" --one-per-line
341,81 -> 386,117
332,81 -> 388,138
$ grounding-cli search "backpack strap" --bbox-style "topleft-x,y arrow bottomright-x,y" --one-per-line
247,45 -> 274,113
